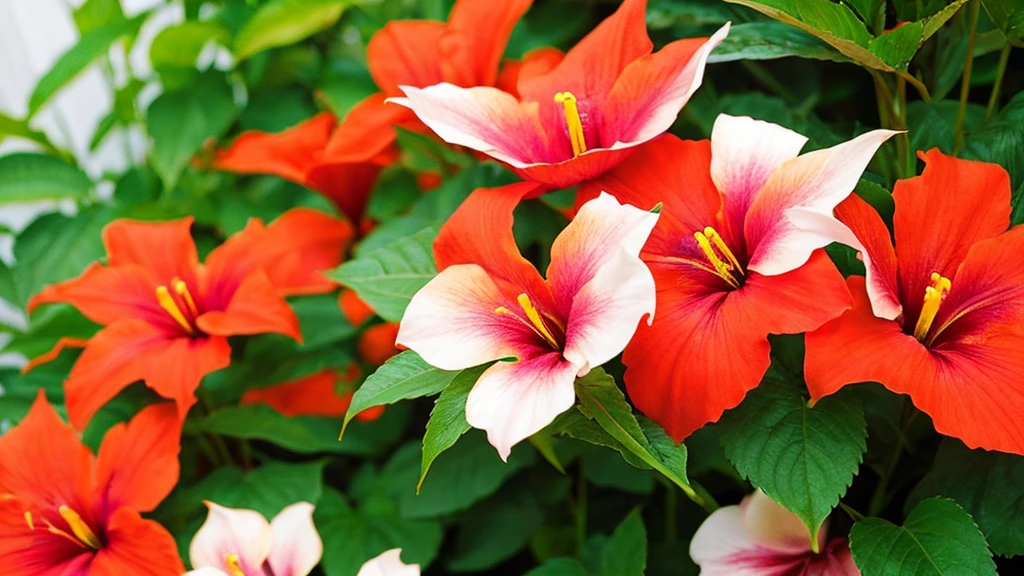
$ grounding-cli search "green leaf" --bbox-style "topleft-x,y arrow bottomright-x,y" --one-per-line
982,0 -> 1024,43
150,22 -> 230,74
718,368 -> 867,545
447,498 -> 545,572
573,369 -> 699,501
2,304 -> 98,360
601,509 -> 647,576
28,15 -> 145,116
316,489 -> 442,576
318,59 -> 378,119
0,153 -> 92,205
419,364 -> 488,491
73,0 -> 125,34
328,227 -> 438,322
709,21 -> 850,63
963,91 -> 1024,192
524,558 -> 589,576
907,100 -> 985,155
234,0 -> 357,61
909,439 -> 1024,557
0,112 -> 61,154
549,407 -> 649,469
148,72 -> 237,189
850,498 -> 997,575
341,351 -> 459,438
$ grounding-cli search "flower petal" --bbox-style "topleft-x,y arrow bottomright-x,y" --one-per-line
893,150 -> 1011,327
359,323 -> 401,366
241,370 -> 353,418
254,208 -> 355,296
397,264 -> 531,371
190,502 -> 273,575
95,402 -> 181,513
465,352 -> 579,461
742,491 -> 820,554
438,0 -> 533,87
102,217 -> 200,287
91,508 -> 185,576
603,25 -> 729,149
368,21 -> 445,94
323,93 -> 410,166
497,47 -> 564,98
307,161 -> 388,227
709,114 -> 807,232
356,549 -> 420,576
0,494 -> 92,576
744,128 -> 897,276
22,336 -> 89,373
197,271 -> 302,341
212,113 -> 335,183
140,334 -> 232,422
267,502 -> 322,576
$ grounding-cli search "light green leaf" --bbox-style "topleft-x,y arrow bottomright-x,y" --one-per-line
341,351 -> 459,438
850,498 -> 997,575
147,72 -> 237,189
150,22 -> 230,73
329,227 -> 438,322
549,407 -> 649,469
708,21 -> 850,64
29,15 -> 145,116
73,0 -> 125,34
419,364 -> 488,491
0,112 -> 61,154
718,369 -> 867,546
234,0 -> 357,61
909,439 -> 1024,557
0,153 -> 92,205
601,509 -> 647,576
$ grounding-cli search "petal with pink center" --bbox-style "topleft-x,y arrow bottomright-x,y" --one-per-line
465,352 -> 579,461
389,84 -> 551,167
742,491 -> 822,553
744,128 -> 898,276
184,570 -> 229,576
547,191 -> 658,315
267,503 -> 322,576
563,248 -> 655,373
710,114 -> 808,230
356,549 -> 420,576
189,502 -> 273,575
397,264 -> 535,371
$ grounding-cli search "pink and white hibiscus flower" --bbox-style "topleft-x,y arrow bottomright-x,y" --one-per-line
185,502 -> 321,576
397,183 -> 659,459
357,549 -> 420,576
690,491 -> 860,575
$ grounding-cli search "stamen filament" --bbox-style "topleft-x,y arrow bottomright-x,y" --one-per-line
156,286 -> 195,334
43,519 -> 89,549
554,92 -> 587,157
495,294 -> 561,350
58,505 -> 101,550
24,511 -> 34,531
913,273 -> 951,342
704,227 -> 743,274
226,553 -> 245,576
173,278 -> 199,317
694,229 -> 741,289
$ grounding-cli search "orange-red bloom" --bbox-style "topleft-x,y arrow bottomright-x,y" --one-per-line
28,209 -> 352,429
0,392 -> 183,575
392,0 -> 727,188
805,150 -> 1024,455
213,112 -> 393,227
240,366 -> 384,422
322,0 -> 533,166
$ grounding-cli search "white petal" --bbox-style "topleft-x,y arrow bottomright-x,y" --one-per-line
267,502 -> 322,576
189,502 -> 273,575
183,570 -> 230,576
742,490 -> 821,554
465,353 -> 579,461
356,549 -> 421,576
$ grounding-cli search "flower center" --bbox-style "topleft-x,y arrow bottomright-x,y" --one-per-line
225,553 -> 245,576
156,277 -> 200,335
694,226 -> 744,288
31,505 -> 103,550
554,91 -> 587,157
495,293 -> 563,350
913,272 -> 951,343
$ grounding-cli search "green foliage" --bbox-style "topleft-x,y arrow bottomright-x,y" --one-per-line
234,0 -> 359,61
419,364 -> 488,490
0,153 -> 92,205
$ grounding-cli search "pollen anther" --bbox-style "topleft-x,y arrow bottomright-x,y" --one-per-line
913,272 -> 951,342
156,285 -> 195,334
694,227 -> 742,288
554,91 -> 587,157
173,278 -> 199,316
495,294 -> 561,350
58,505 -> 101,550
226,553 -> 245,576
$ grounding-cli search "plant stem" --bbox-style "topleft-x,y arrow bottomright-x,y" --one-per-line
741,61 -> 799,103
954,0 -> 981,153
575,461 -> 587,555
899,70 -> 931,102
895,75 -> 912,178
870,71 -> 899,182
986,42 -> 1013,121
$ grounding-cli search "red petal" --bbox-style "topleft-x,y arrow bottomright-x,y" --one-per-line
102,218 -> 200,288
141,334 -> 232,422
497,47 -> 564,98
834,194 -> 900,318
339,289 -> 375,326
358,323 -> 401,366
22,336 -> 89,374
367,21 -> 445,95
0,495 -> 91,576
212,112 -> 336,183
323,93 -> 410,165
241,369 -> 353,418
893,150 -> 1011,325
308,161 -> 386,226
95,403 -> 181,514
438,0 -> 533,87
89,508 -> 184,576
513,148 -> 636,188
252,208 -> 354,296
196,271 -> 302,341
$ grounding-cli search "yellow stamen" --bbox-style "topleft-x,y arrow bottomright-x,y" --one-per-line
226,553 -> 245,576
694,227 -> 741,289
554,91 -> 587,157
58,505 -> 101,550
913,273 -> 951,342
156,285 -> 194,334
495,294 -> 560,350
24,511 -> 34,531
173,278 -> 199,316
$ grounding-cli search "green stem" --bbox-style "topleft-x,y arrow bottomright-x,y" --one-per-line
870,71 -> 899,182
665,483 -> 678,543
985,42 -> 1012,121
868,398 -> 914,516
899,70 -> 931,102
895,75 -> 912,178
954,0 -> 981,153
575,461 -> 587,555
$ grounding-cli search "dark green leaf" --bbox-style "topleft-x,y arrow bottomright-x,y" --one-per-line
524,558 -> 589,576
585,448 -> 655,494
963,91 -> 1024,192
166,460 -> 325,520
601,508 -> 647,576
0,153 -> 92,205
982,0 -> 1024,43
850,498 -> 997,575
419,364 -> 488,491
447,498 -> 545,572
708,21 -> 849,63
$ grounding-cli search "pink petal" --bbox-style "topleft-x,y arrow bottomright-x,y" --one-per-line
267,502 -> 322,576
563,248 -> 656,374
547,192 -> 659,316
787,207 -> 902,320
183,570 -> 230,576
744,128 -> 898,276
189,502 -> 273,575
389,84 -> 552,167
742,491 -> 822,554
603,24 -> 730,149
710,114 -> 808,231
396,264 -> 535,371
356,549 -> 420,576
465,352 -> 579,461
